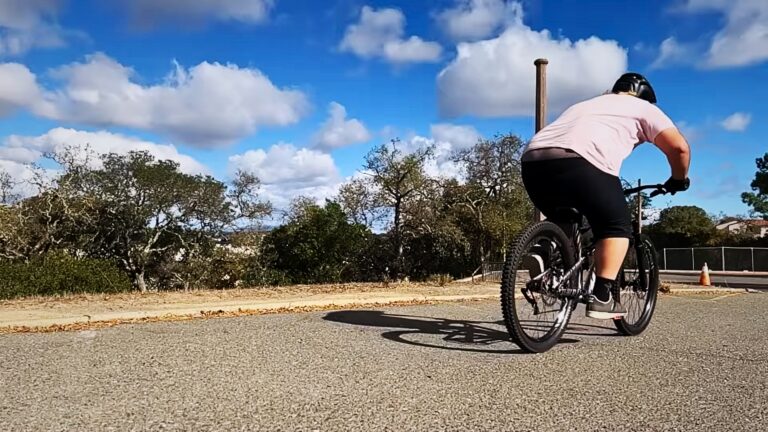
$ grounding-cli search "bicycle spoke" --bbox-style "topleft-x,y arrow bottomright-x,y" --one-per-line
509,235 -> 567,340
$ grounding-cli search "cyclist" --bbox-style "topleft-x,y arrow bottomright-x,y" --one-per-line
521,72 -> 690,319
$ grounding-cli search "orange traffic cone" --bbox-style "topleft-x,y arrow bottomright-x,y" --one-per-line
699,262 -> 711,286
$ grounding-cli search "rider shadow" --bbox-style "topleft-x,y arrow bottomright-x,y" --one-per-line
323,310 -> 613,354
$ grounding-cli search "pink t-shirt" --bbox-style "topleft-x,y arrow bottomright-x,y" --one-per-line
524,94 -> 676,176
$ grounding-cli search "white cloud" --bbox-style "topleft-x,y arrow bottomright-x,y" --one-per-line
399,123 -> 483,179
339,6 -> 442,64
721,112 -> 752,132
0,0 -> 69,56
0,62 -> 44,115
437,11 -> 627,117
678,0 -> 768,68
119,0 -> 274,27
382,36 -> 443,63
0,128 -> 211,200
228,143 -> 343,210
1,128 -> 210,175
398,135 -> 463,180
0,26 -> 66,56
650,37 -> 698,69
633,42 -> 649,53
0,0 -> 59,29
0,158 -> 38,200
0,53 -> 310,147
435,0 -> 523,41
312,102 -> 371,151
430,123 -> 481,151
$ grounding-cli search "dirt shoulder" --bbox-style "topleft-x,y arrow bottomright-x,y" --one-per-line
0,282 -> 500,332
0,281 -> 748,334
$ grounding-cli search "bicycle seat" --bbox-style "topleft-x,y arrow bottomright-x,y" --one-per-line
551,207 -> 582,223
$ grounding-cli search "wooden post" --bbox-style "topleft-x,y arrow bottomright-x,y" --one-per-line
534,58 -> 549,134
533,58 -> 548,222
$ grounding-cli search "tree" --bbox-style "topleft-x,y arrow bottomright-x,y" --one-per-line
60,151 -> 271,292
283,195 -> 320,224
0,148 -> 93,261
398,175 -> 473,278
0,170 -> 19,205
448,133 -> 532,265
645,205 -> 717,248
742,153 -> 768,219
337,177 -> 383,228
362,139 -> 434,278
263,200 -> 371,283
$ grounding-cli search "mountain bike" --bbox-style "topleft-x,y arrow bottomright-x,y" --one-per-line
500,183 -> 666,353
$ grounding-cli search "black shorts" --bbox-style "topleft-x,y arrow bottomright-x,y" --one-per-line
521,157 -> 632,239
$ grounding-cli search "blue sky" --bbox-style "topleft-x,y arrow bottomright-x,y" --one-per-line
0,0 -> 765,217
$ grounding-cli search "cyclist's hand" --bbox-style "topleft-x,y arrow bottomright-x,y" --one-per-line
663,176 -> 690,195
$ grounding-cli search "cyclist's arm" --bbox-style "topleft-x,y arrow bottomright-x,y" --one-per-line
654,128 -> 690,180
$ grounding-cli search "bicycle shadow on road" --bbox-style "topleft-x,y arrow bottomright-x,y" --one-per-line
323,310 -> 617,354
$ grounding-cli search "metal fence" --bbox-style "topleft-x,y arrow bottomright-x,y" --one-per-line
477,247 -> 768,281
661,247 -> 768,272
476,261 -> 504,283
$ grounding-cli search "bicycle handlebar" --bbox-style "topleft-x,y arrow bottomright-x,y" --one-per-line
623,183 -> 667,197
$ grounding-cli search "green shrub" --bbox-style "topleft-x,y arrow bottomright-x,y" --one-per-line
0,253 -> 132,300
241,266 -> 291,287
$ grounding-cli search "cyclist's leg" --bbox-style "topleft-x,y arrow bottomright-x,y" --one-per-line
594,238 -> 630,279
523,156 -> 631,318
521,159 -> 571,276
557,160 -> 631,305
521,161 -> 560,218
584,196 -> 632,285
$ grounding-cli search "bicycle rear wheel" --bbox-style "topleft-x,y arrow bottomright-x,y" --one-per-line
501,221 -> 576,353
614,235 -> 659,335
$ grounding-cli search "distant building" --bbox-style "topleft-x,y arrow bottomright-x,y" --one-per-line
716,219 -> 768,238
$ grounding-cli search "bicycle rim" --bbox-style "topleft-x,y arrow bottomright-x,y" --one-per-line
614,235 -> 659,336
501,222 -> 576,353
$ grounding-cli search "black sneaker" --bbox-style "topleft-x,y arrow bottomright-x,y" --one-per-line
586,294 -> 627,319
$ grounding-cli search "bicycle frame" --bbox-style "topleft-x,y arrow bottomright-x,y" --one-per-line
541,184 -> 665,302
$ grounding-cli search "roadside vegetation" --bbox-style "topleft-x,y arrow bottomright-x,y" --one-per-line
1,139 -> 764,300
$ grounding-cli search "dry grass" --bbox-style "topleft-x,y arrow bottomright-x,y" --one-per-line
0,281 -> 496,311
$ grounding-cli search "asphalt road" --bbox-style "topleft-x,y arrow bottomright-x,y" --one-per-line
2,293 -> 767,431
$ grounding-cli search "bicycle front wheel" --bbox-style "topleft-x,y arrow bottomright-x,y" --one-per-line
501,221 -> 576,353
614,234 -> 659,336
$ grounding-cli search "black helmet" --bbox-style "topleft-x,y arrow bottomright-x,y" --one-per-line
611,72 -> 657,104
